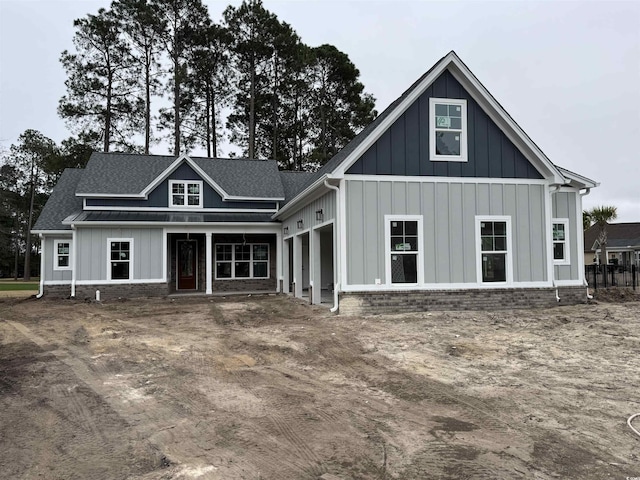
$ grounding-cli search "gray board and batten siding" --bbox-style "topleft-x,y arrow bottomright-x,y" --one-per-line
345,179 -> 547,286
282,191 -> 336,235
44,236 -> 73,282
346,70 -> 543,179
85,163 -> 277,210
552,191 -> 580,281
76,228 -> 164,282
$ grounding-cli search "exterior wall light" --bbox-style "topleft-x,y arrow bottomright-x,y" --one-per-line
297,220 -> 304,229
315,209 -> 324,221
283,226 -> 289,235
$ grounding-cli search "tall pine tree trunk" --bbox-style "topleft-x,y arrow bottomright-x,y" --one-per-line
23,160 -> 36,281
173,51 -> 181,156
144,54 -> 151,155
211,88 -> 217,157
104,69 -> 112,153
205,84 -> 212,157
249,56 -> 255,159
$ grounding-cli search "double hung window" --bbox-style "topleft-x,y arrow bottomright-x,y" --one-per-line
387,218 -> 421,284
429,98 -> 467,162
479,219 -> 509,283
215,244 -> 269,279
552,219 -> 569,264
109,239 -> 132,280
169,180 -> 202,208
54,240 -> 71,270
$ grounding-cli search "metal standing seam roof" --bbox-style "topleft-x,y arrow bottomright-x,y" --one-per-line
67,211 -> 277,224
75,152 -> 285,199
32,168 -> 84,231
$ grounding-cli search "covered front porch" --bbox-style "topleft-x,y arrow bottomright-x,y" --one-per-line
165,225 -> 281,295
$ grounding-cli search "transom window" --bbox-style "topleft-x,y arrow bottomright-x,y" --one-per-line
54,240 -> 71,270
552,219 -> 570,264
215,243 -> 269,279
169,180 -> 202,208
429,98 -> 467,162
108,239 -> 132,280
479,219 -> 509,283
387,218 -> 421,284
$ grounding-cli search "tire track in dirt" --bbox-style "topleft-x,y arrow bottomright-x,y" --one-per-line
224,366 -> 328,478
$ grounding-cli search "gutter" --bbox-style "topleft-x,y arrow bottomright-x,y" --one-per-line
549,184 -> 562,302
71,224 -> 77,298
324,178 -> 341,313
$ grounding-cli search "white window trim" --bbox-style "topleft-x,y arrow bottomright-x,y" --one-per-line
552,218 -> 570,265
429,97 -> 468,162
107,237 -> 134,282
53,239 -> 71,271
384,215 -> 424,286
214,243 -> 270,280
168,179 -> 203,209
475,216 -> 513,285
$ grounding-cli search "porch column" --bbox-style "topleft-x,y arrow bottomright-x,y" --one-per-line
276,230 -> 282,293
205,232 -> 212,294
293,234 -> 302,298
311,228 -> 321,304
282,237 -> 290,294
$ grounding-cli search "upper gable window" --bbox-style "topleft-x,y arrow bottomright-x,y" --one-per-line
429,98 -> 467,162
169,180 -> 202,208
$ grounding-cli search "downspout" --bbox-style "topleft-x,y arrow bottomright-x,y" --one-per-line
71,225 -> 77,298
581,188 -> 593,299
550,185 -> 562,302
36,234 -> 45,298
324,179 -> 340,312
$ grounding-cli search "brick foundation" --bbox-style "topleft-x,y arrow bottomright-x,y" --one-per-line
43,283 -> 170,301
338,286 -> 588,315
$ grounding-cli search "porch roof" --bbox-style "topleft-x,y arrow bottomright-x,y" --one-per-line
65,211 -> 277,225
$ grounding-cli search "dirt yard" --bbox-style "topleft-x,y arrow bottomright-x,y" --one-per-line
0,293 -> 638,479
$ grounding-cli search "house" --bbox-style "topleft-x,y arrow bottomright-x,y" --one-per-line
584,222 -> 640,267
33,51 -> 598,313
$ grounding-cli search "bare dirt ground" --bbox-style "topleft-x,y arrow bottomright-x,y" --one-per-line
0,292 -> 638,480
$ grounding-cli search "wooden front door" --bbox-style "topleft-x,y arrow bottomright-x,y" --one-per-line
177,240 -> 197,290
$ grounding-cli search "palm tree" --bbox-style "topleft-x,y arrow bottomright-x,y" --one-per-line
586,205 -> 617,265
583,210 -> 592,231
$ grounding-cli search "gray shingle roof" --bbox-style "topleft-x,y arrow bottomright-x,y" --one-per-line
584,223 -> 640,251
279,171 -> 315,205
32,169 -> 84,231
75,152 -> 285,199
68,211 -> 275,224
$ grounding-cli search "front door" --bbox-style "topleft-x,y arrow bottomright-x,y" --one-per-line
177,240 -> 197,290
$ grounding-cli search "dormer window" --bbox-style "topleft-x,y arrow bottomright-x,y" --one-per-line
169,180 -> 202,208
429,98 -> 467,162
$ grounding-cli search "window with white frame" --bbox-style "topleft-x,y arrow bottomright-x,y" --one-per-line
215,243 -> 269,279
388,218 -> 420,284
169,180 -> 202,208
53,240 -> 71,270
478,219 -> 509,283
552,219 -> 570,264
108,239 -> 132,280
429,98 -> 467,162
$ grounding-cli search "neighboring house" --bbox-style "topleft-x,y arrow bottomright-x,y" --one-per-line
584,222 -> 640,267
33,51 -> 598,313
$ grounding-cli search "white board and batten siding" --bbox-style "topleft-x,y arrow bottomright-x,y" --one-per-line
345,179 -> 548,287
76,227 -> 164,282
281,191 -> 336,235
552,191 -> 580,282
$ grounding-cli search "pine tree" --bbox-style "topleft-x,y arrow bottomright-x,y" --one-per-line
151,0 -> 210,155
59,8 -> 143,152
112,0 -> 165,154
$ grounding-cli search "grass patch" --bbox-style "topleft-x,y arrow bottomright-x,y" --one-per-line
0,282 -> 39,291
